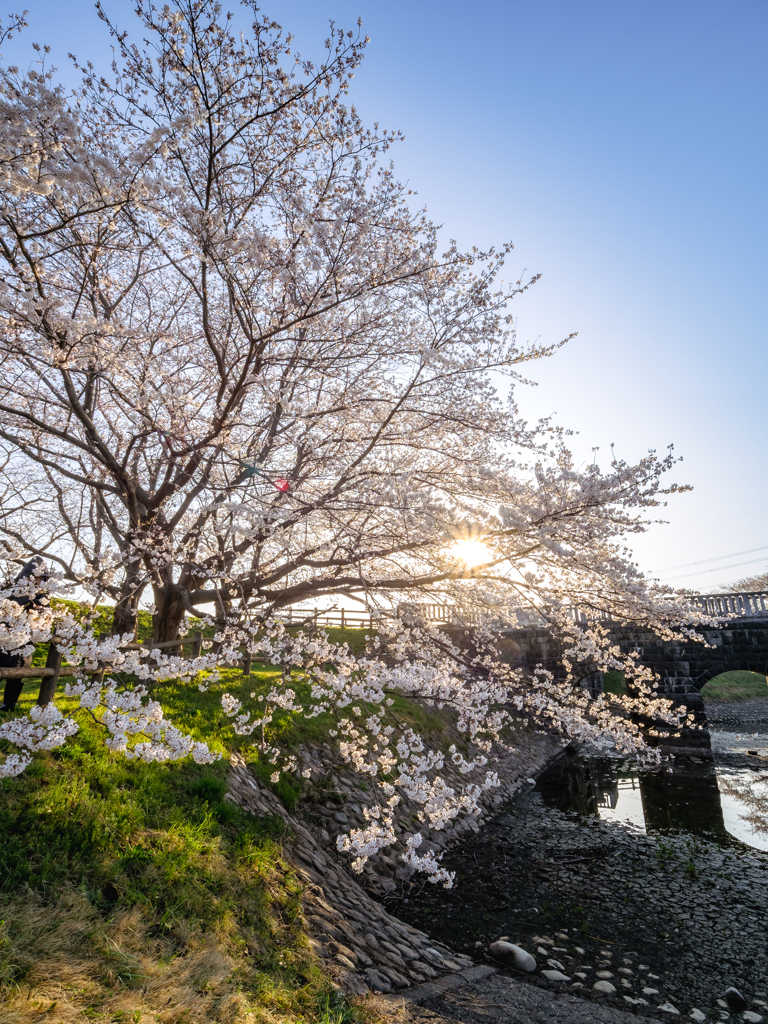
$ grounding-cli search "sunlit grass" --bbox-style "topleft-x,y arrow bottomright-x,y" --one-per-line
701,670 -> 768,703
0,647 -> 378,1023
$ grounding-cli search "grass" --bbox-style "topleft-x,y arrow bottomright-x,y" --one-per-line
700,670 -> 768,703
0,645 -> 381,1024
0,619 -> 455,1023
602,670 -> 629,697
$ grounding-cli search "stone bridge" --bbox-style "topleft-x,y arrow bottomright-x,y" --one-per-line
442,592 -> 768,756
500,591 -> 768,696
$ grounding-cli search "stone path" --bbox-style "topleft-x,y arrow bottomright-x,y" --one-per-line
382,971 -> 662,1024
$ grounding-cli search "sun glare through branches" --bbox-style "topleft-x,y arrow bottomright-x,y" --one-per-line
450,539 -> 495,568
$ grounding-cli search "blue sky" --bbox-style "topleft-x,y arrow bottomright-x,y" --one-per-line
7,0 -> 768,590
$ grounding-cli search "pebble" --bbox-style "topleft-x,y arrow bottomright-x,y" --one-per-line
657,1003 -> 681,1015
596,970 -> 615,979
643,987 -> 660,995
726,989 -> 748,1011
488,940 -> 536,973
541,970 -> 571,982
593,980 -> 617,995
743,1014 -> 764,1024
688,1011 -> 707,1022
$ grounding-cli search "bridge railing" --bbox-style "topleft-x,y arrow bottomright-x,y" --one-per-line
563,591 -> 768,625
685,591 -> 768,618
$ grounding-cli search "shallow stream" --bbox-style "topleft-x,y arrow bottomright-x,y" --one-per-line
393,715 -> 768,1019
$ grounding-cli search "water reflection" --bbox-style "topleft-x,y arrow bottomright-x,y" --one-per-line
537,745 -> 768,851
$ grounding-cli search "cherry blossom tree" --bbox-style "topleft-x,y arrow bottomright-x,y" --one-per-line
0,1 -> 716,881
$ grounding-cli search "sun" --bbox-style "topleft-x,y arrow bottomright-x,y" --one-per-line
451,538 -> 494,568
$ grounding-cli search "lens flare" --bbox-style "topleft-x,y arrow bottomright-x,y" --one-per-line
451,539 -> 493,568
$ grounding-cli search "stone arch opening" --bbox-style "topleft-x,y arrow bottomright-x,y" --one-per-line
692,662 -> 768,693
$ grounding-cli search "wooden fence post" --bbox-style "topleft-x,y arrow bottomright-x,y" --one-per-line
340,608 -> 345,629
189,632 -> 202,657
242,649 -> 252,677
37,642 -> 62,706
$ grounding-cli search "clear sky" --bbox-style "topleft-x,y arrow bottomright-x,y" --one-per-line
7,0 -> 768,591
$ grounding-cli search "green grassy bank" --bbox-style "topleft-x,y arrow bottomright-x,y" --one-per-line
0,638 -> 375,1024
700,670 -> 768,703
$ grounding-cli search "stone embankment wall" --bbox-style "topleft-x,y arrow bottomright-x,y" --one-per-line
225,726 -> 561,998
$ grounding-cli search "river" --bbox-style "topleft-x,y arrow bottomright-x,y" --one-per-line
393,701 -> 768,1020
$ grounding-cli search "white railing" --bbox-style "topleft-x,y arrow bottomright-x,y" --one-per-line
686,591 -> 768,618
564,591 -> 768,625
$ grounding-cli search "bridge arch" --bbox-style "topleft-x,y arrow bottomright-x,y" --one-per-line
689,660 -> 768,693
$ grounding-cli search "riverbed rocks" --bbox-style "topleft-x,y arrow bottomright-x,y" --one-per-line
725,987 -> 747,1011
488,940 -> 536,972
393,748 -> 768,1023
594,980 -> 618,995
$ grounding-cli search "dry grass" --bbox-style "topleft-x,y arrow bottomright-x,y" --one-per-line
0,884 -> 335,1024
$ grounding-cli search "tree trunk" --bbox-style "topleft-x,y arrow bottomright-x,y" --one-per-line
111,562 -> 143,640
152,584 -> 187,654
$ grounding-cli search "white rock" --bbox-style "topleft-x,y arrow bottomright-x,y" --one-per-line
643,988 -> 660,996
657,1005 -> 680,1016
537,946 -> 549,956
597,970 -> 615,979
574,946 -> 586,954
619,967 -> 634,975
743,1014 -> 764,1023
542,969 -> 571,982
488,940 -> 536,973
593,980 -> 617,995
574,972 -> 588,980
624,997 -> 650,1006
688,1011 -> 706,1023
546,959 -> 565,971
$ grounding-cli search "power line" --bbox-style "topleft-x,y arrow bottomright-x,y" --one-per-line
663,556 -> 768,581
707,503 -> 768,526
658,544 -> 768,573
